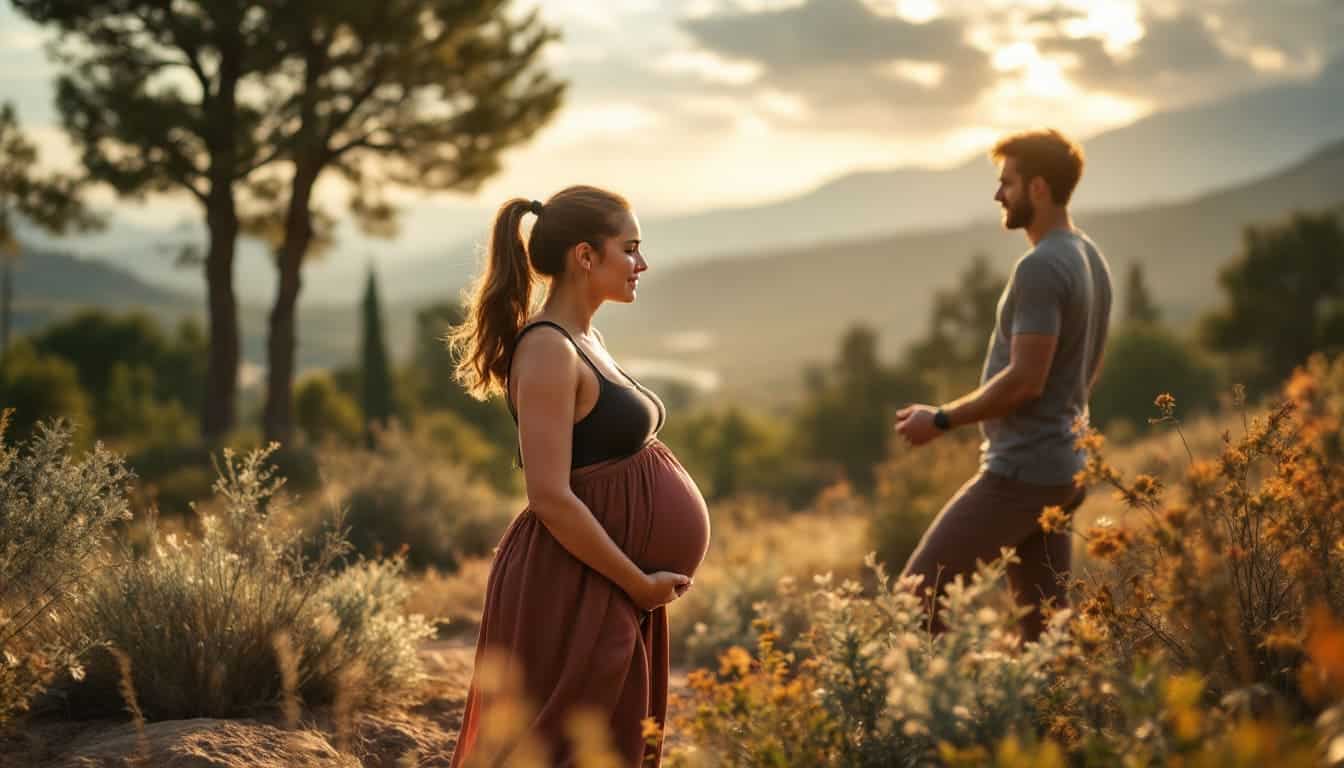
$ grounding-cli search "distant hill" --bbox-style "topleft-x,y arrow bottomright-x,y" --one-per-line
4,245 -> 417,380
12,136 -> 1344,402
595,137 -> 1344,400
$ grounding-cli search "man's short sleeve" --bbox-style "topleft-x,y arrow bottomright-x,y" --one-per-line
1009,255 -> 1065,336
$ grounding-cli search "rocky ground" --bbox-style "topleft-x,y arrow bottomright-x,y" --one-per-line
0,641 -> 694,768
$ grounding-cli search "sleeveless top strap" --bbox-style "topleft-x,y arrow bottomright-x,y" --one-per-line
505,321 -> 606,421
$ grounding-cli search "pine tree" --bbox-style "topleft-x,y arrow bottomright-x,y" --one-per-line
12,0 -> 285,439
360,268 -> 393,447
256,0 -> 566,445
1123,262 -> 1161,326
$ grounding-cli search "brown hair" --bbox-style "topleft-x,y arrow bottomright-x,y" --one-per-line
448,185 -> 631,399
990,129 -> 1086,205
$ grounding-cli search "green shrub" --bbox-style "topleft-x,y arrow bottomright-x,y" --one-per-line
320,426 -> 516,572
295,373 -> 363,446
0,417 -> 132,728
0,342 -> 92,445
68,446 -> 433,719
1090,323 -> 1221,435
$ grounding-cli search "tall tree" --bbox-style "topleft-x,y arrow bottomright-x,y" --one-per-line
796,325 -> 924,493
254,0 -> 566,445
360,267 -> 392,445
1202,211 -> 1344,394
904,253 -> 1006,401
0,102 -> 101,355
1123,262 -> 1161,326
12,0 -> 286,441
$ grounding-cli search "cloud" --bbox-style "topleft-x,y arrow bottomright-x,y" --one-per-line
1042,12 -> 1242,87
679,0 -> 995,130
1033,1 -> 1344,103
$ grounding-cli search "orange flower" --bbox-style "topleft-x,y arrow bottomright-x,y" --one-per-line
1086,527 -> 1131,560
1038,505 -> 1070,534
1154,392 -> 1177,417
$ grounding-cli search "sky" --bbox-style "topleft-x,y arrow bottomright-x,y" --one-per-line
2,0 -> 1343,238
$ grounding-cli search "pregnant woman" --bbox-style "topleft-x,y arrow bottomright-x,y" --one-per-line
447,185 -> 711,767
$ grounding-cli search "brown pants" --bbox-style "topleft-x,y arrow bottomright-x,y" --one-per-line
900,470 -> 1085,641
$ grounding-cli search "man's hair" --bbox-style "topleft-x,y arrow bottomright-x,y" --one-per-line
990,129 -> 1085,205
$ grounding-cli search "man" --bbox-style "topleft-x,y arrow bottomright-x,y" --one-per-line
895,128 -> 1112,641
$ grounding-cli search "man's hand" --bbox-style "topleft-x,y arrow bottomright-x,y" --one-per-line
895,404 -> 944,447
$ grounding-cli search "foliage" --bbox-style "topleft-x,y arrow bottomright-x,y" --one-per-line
669,496 -> 871,669
69,445 -> 433,719
660,406 -> 832,505
0,100 -> 102,353
669,553 -> 1075,767
316,425 -> 517,572
796,325 -> 925,494
1074,360 -> 1344,714
360,270 -> 393,446
0,342 -> 91,444
902,253 -> 1007,401
30,310 -> 206,443
1123,261 -> 1161,326
1090,323 -> 1221,435
295,372 -> 363,447
0,416 -> 132,728
1202,211 -> 1344,395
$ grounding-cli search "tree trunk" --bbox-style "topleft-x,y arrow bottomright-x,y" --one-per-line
262,164 -> 318,446
202,192 -> 240,442
199,29 -> 244,444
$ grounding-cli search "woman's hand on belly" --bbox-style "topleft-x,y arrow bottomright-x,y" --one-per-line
631,570 -> 692,612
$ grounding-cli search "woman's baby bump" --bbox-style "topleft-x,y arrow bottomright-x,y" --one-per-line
639,445 -> 710,578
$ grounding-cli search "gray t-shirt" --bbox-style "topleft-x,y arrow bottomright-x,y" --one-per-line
980,228 -> 1112,486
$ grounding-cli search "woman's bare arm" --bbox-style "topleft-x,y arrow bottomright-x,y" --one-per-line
512,329 -> 688,610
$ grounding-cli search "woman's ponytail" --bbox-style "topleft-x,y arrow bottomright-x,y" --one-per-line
450,198 -> 534,399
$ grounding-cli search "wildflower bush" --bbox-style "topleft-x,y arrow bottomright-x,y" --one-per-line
667,494 -> 870,669
1070,356 -> 1344,715
0,416 -> 132,729
667,355 -> 1344,767
668,552 -> 1074,767
68,445 -> 434,719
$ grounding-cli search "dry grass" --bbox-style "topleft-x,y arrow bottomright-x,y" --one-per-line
669,495 -> 872,668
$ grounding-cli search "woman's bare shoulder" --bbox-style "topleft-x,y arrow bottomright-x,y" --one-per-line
512,323 -> 578,378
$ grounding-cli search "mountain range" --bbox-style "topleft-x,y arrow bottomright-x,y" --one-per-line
596,136 -> 1344,398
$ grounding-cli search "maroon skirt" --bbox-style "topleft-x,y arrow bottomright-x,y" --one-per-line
450,440 -> 710,767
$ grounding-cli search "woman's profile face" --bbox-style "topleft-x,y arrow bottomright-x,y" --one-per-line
586,209 -> 647,304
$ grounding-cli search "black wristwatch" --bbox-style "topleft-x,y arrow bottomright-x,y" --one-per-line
933,408 -> 952,431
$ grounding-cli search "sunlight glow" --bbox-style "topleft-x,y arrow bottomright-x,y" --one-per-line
1247,46 -> 1288,72
652,49 -> 763,85
534,103 -> 659,149
860,0 -> 943,23
880,60 -> 947,89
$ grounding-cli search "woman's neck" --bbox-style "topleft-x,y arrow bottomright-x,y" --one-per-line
539,279 -> 598,336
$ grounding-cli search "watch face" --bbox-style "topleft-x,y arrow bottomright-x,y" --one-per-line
934,410 -> 950,430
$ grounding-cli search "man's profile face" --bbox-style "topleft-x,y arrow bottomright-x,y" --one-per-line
994,157 -> 1034,230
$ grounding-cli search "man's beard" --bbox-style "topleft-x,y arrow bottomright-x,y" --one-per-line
1003,197 -> 1034,230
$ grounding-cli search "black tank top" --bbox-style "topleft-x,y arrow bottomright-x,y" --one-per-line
506,321 -> 666,469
